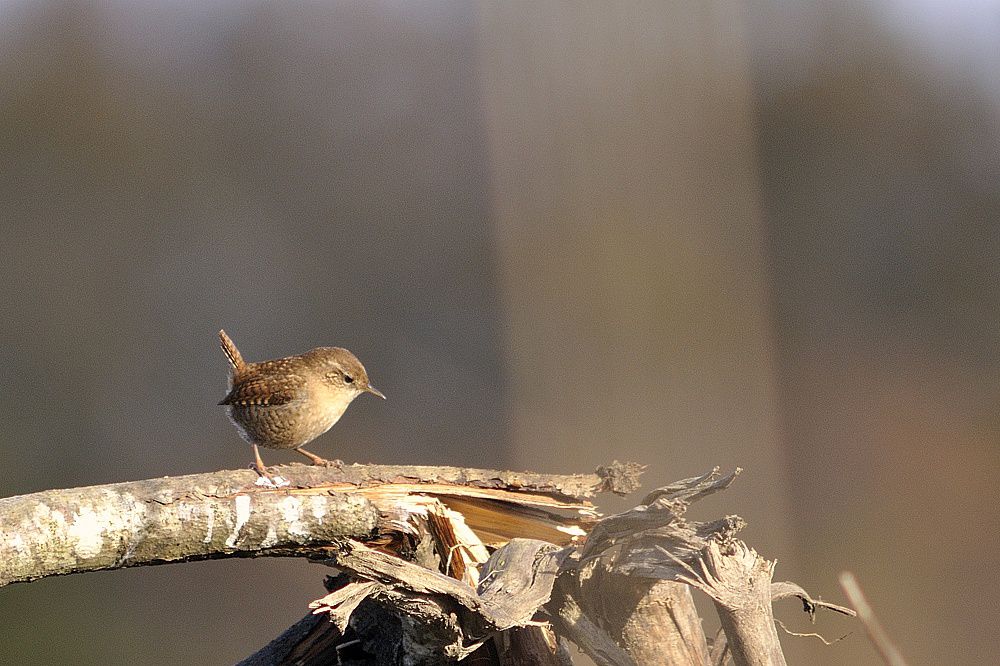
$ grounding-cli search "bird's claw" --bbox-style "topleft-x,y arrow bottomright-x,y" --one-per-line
254,475 -> 290,488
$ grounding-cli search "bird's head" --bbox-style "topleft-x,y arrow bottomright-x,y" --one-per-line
309,347 -> 385,400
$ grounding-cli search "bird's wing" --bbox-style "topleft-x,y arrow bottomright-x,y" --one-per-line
218,374 -> 304,407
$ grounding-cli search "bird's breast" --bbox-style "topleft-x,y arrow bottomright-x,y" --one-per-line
226,383 -> 356,450
311,384 -> 355,430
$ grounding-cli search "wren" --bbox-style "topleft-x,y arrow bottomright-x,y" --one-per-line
217,329 -> 385,475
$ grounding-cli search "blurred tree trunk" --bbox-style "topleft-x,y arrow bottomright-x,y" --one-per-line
475,1 -> 795,563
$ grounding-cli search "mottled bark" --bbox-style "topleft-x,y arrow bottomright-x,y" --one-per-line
0,472 -> 377,586
0,461 -> 637,587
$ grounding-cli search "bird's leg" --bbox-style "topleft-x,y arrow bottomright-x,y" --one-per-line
295,446 -> 342,467
252,444 -> 268,476
250,445 -> 289,488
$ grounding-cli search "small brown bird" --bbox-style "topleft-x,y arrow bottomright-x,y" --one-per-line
217,329 -> 385,475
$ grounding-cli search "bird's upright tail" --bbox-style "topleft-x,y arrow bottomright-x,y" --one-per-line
218,329 -> 246,372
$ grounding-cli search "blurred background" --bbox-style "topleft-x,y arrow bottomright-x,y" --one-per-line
1,1 -> 997,663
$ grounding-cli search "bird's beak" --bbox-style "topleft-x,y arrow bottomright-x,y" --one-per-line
365,385 -> 386,400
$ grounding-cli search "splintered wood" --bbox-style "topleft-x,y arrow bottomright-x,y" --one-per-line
352,482 -> 597,541
287,467 -> 855,666
323,480 -> 599,587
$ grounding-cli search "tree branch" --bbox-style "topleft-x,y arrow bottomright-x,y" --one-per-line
0,462 -> 638,587
839,572 -> 908,666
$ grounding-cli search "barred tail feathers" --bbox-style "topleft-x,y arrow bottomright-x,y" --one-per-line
218,329 -> 245,372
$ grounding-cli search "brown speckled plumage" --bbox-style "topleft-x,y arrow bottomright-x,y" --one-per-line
217,330 -> 385,474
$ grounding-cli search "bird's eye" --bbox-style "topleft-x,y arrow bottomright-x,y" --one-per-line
344,375 -> 354,384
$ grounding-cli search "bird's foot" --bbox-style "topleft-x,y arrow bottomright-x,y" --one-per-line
254,475 -> 290,488
248,462 -> 289,488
